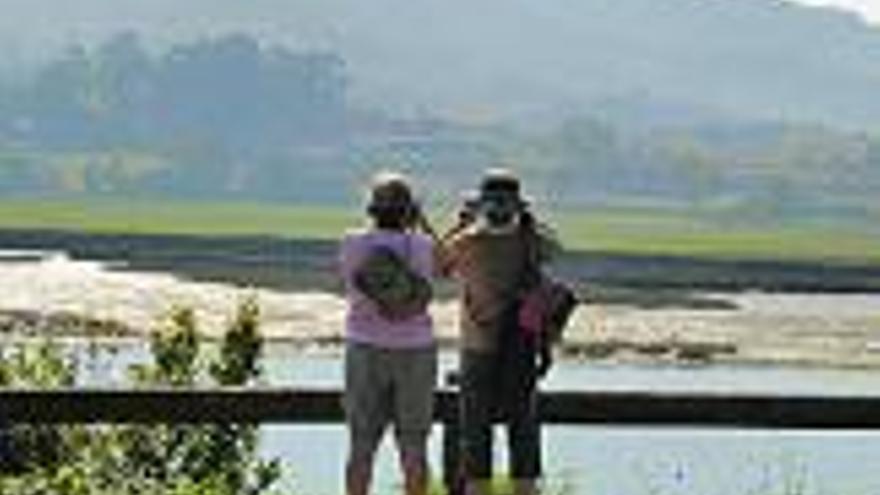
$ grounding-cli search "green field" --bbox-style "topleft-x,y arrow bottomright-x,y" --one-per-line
0,198 -> 358,240
0,198 -> 877,265
549,209 -> 880,264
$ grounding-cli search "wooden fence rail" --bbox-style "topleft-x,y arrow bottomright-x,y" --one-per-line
3,388 -> 880,494
3,388 -> 880,428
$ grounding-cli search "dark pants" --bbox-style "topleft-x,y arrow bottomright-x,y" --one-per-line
459,326 -> 541,480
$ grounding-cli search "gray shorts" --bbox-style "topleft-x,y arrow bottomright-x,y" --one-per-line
344,342 -> 437,454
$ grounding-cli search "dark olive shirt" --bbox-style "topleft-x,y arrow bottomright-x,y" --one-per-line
445,222 -> 558,351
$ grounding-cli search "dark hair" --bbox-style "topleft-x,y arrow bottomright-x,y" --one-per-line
366,172 -> 417,231
371,204 -> 414,230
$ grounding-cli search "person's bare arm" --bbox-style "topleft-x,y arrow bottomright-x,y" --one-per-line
415,206 -> 473,277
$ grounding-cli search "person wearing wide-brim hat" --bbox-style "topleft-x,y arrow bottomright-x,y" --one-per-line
428,168 -> 559,495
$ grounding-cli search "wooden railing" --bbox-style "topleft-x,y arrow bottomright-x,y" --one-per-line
3,388 -> 880,494
5,388 -> 880,427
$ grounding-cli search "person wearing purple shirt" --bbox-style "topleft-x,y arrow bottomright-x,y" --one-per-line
339,172 -> 437,495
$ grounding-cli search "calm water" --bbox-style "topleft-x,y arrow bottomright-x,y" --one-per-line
59,340 -> 880,495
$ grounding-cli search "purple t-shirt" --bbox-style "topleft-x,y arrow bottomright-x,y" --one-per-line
339,229 -> 435,349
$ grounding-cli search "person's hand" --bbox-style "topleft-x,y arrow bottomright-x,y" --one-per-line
456,198 -> 478,228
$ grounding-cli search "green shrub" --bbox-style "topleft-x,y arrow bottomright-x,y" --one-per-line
0,296 -> 282,495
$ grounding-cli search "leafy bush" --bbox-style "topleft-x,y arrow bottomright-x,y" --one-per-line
0,296 -> 281,495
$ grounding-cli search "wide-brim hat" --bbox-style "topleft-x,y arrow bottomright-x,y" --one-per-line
476,168 -> 530,207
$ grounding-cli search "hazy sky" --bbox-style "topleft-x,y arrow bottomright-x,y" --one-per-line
0,0 -> 876,54
795,0 -> 880,22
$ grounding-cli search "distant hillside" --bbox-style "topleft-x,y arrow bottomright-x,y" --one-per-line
0,0 -> 879,222
2,0 -> 880,129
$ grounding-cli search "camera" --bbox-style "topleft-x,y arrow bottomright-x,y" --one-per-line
459,195 -> 481,224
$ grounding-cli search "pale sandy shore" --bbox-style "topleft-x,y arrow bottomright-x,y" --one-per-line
1,253 -> 880,368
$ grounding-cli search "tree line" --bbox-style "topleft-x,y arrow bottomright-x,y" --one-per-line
0,31 -> 878,221
0,32 -> 349,201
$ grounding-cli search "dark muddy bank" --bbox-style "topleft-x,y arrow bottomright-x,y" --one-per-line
1,228 -> 879,309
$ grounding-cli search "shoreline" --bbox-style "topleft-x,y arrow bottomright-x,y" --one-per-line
0,228 -> 879,298
5,307 -> 880,372
1,228 -> 879,372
